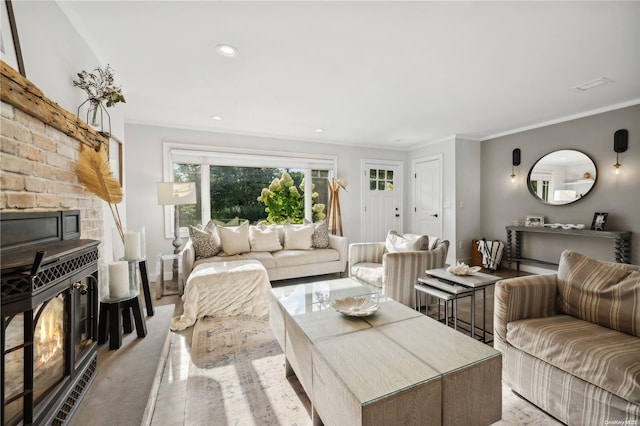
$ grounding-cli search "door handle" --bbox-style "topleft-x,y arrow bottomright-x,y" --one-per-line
430,213 -> 438,218
395,214 -> 400,217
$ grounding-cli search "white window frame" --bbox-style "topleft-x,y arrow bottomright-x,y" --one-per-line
162,142 -> 338,238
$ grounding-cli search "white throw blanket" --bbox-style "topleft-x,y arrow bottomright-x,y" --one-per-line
170,260 -> 271,331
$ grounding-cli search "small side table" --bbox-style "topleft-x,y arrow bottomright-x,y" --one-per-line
156,253 -> 183,299
98,292 -> 148,350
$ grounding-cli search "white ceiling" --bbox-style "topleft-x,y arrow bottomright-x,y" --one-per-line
58,1 -> 640,149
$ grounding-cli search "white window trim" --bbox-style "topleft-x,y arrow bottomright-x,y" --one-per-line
162,142 -> 338,238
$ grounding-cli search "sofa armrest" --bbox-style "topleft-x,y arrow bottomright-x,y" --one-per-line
381,241 -> 449,306
180,239 -> 195,285
494,274 -> 558,352
329,234 -> 348,272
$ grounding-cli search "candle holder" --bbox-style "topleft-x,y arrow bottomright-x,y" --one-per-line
113,227 -> 147,261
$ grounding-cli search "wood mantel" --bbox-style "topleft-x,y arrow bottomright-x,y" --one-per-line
0,60 -> 107,150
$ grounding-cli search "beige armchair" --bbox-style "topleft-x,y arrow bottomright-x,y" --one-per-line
348,240 -> 449,307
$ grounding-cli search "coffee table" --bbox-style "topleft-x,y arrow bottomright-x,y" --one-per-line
270,277 -> 501,426
420,268 -> 502,343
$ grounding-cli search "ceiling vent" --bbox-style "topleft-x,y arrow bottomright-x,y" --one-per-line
571,77 -> 614,92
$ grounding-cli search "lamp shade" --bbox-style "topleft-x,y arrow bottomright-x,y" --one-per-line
157,182 -> 197,205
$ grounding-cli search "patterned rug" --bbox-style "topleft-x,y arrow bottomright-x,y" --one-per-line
187,315 -> 561,425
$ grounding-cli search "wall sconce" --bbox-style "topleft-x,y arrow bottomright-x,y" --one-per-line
511,148 -> 521,183
612,129 -> 628,175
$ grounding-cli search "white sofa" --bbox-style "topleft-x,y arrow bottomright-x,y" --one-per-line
181,224 -> 348,283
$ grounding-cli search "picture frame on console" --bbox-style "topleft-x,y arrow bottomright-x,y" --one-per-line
525,215 -> 544,227
591,212 -> 608,231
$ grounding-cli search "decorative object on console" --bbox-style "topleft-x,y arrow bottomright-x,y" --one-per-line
73,64 -> 126,135
612,129 -> 628,175
157,182 -> 197,254
510,148 -> 521,183
76,144 -> 124,241
591,212 -> 608,231
525,215 -> 544,227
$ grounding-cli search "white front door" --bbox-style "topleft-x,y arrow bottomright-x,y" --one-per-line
413,156 -> 442,237
362,161 -> 402,242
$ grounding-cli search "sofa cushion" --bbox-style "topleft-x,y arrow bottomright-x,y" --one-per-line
283,223 -> 314,250
272,248 -> 339,268
385,231 -> 427,253
558,250 -> 639,337
350,262 -> 383,288
506,314 -> 640,404
304,219 -> 330,248
193,251 -> 276,270
217,220 -> 250,255
249,225 -> 282,252
188,225 -> 222,259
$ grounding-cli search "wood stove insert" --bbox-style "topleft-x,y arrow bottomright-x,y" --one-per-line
1,211 -> 99,425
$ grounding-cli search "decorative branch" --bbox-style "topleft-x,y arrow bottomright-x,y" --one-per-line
76,144 -> 124,242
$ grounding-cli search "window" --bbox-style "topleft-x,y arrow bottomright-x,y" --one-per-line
163,143 -> 336,237
369,168 -> 394,191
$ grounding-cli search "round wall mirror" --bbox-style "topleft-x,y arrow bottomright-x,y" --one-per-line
527,149 -> 597,205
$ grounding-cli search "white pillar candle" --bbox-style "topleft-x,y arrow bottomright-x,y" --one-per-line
124,231 -> 141,260
109,261 -> 129,298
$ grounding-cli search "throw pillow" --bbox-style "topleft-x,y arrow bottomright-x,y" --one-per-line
385,230 -> 426,252
304,218 -> 330,248
283,223 -> 314,250
558,250 -> 638,336
217,220 -> 250,255
249,225 -> 282,252
427,235 -> 440,250
188,225 -> 222,259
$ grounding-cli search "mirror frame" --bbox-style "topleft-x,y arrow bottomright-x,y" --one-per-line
527,149 -> 597,206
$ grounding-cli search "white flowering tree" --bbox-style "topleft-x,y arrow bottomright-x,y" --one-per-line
257,171 -> 325,223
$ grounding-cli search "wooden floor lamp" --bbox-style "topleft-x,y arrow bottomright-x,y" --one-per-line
327,178 -> 347,236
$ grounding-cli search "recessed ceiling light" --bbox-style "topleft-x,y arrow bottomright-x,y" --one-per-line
210,115 -> 223,121
571,77 -> 614,91
215,44 -> 238,58
315,128 -> 324,133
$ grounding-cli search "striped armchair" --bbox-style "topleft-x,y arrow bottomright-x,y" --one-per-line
495,250 -> 640,425
348,240 -> 449,307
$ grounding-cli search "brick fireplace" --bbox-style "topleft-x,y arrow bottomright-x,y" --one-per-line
1,62 -> 108,424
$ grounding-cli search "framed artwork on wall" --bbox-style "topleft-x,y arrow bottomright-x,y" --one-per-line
1,0 -> 25,75
591,212 -> 608,231
525,215 -> 544,227
108,136 -> 123,186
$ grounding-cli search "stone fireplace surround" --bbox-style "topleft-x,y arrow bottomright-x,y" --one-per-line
0,62 -> 109,424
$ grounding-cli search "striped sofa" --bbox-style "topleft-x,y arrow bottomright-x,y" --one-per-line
495,250 -> 640,425
348,239 -> 449,307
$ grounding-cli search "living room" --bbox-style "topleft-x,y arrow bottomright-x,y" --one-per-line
1,1 -> 639,425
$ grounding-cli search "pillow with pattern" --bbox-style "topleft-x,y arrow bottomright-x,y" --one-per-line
189,225 -> 222,259
304,219 -> 330,248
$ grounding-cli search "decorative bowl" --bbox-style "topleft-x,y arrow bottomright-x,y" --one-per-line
331,295 -> 379,317
446,263 -> 481,276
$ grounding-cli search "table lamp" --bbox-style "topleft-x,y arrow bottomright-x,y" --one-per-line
157,182 -> 196,253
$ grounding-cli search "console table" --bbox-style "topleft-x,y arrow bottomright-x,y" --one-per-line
506,225 -> 632,271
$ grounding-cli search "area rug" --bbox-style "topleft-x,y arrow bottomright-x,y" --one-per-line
186,315 -> 561,426
186,315 -> 311,425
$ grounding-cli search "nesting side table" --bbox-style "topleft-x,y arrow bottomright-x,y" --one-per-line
156,253 -> 183,299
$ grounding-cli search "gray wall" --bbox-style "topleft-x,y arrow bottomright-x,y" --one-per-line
481,105 -> 640,268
